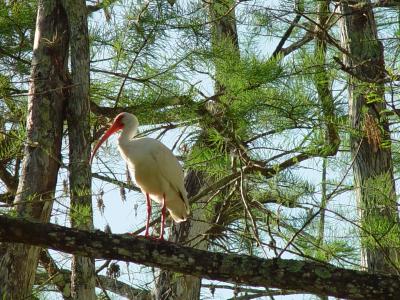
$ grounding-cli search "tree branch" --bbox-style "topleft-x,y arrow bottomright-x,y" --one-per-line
278,32 -> 314,57
331,0 -> 400,9
0,163 -> 18,192
0,47 -> 31,65
87,0 -> 118,14
37,250 -> 150,300
96,274 -> 151,300
0,214 -> 398,299
0,192 -> 14,205
92,173 -> 140,192
38,249 -> 72,299
272,12 -> 303,57
89,95 -> 190,120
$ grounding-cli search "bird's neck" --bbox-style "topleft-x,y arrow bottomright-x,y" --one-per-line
118,124 -> 137,146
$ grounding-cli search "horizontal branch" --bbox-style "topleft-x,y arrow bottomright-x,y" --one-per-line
0,47 -> 31,65
97,274 -> 150,300
86,0 -> 118,14
89,96 -> 190,120
92,173 -> 140,192
36,269 -> 150,300
0,215 -> 398,299
331,0 -> 400,9
39,249 -> 151,300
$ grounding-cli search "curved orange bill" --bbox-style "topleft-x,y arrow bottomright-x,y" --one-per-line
90,121 -> 123,164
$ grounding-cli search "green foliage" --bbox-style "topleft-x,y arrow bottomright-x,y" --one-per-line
306,238 -> 357,264
70,204 -> 92,228
0,0 -> 35,73
214,50 -> 283,92
361,216 -> 400,249
186,144 -> 231,179
0,126 -> 25,161
361,173 -> 395,211
250,171 -> 315,207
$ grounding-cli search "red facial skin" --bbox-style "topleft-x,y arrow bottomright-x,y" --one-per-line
90,114 -> 124,164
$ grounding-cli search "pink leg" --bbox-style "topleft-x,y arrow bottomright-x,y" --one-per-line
158,193 -> 166,240
145,193 -> 151,237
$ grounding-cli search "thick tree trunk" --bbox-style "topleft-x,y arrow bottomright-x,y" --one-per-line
339,2 -> 399,273
62,1 -> 96,299
0,0 -> 69,298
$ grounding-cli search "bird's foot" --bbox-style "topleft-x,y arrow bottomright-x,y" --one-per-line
141,234 -> 164,241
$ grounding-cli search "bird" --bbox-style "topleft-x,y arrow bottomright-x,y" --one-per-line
90,112 -> 190,240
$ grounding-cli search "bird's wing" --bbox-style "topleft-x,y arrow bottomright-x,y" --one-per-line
150,140 -> 189,211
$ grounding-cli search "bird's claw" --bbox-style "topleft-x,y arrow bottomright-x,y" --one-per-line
142,234 -> 164,241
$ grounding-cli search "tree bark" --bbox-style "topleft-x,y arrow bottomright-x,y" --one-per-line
339,1 -> 400,274
0,0 -> 69,298
62,1 -> 96,298
0,214 -> 398,300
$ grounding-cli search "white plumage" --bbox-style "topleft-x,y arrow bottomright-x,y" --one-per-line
91,112 -> 190,239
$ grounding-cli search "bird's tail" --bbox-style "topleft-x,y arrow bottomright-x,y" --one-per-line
169,211 -> 188,223
179,190 -> 191,215
169,190 -> 190,223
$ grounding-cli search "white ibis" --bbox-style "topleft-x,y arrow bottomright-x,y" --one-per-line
90,112 -> 190,240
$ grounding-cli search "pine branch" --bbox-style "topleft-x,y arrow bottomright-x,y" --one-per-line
0,214 -> 399,300
92,173 -> 140,192
89,95 -> 190,120
0,47 -> 31,65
